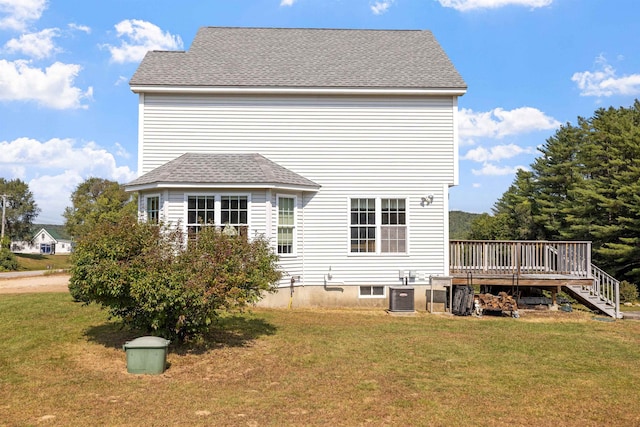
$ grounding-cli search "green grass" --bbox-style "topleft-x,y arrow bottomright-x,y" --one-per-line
1,293 -> 639,426
14,253 -> 71,271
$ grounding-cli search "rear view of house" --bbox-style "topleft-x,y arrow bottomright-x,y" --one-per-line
126,27 -> 467,309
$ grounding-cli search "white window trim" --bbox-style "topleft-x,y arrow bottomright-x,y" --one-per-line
183,192 -> 252,234
276,194 -> 297,257
347,196 -> 410,256
144,193 -> 161,223
358,285 -> 387,299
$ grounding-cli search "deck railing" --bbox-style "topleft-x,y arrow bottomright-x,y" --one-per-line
449,240 -> 592,277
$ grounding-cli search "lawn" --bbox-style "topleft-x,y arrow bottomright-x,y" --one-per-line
14,253 -> 72,271
1,293 -> 639,426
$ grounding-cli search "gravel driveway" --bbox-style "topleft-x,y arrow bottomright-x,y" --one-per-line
0,273 -> 70,294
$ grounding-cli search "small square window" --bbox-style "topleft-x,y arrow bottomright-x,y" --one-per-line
359,286 -> 385,298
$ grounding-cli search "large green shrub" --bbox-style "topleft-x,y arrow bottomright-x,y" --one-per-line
69,217 -> 282,342
620,281 -> 639,303
0,248 -> 18,271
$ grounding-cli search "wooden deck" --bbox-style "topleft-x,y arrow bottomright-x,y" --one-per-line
449,240 -> 620,317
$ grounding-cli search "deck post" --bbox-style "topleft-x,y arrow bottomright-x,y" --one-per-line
483,241 -> 488,273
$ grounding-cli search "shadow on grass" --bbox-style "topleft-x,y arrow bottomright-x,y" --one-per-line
83,314 -> 277,355
16,253 -> 47,261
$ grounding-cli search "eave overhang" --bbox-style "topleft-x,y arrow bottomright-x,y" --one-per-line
130,85 -> 467,97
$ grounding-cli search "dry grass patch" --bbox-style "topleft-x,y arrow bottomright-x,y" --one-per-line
1,294 -> 639,426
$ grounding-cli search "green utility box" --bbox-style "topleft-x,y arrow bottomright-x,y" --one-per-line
123,336 -> 170,374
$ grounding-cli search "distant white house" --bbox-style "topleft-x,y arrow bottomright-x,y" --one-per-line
11,228 -> 73,255
126,27 -> 466,310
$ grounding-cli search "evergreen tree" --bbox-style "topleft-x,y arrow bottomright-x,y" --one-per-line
492,169 -> 543,240
531,123 -> 584,239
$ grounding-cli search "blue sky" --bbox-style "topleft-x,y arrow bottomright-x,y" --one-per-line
1,0 -> 639,224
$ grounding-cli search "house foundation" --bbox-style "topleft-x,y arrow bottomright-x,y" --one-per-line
256,276 -> 452,312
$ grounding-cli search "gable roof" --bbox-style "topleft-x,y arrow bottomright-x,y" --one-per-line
130,27 -> 466,91
32,227 -> 71,243
125,153 -> 320,191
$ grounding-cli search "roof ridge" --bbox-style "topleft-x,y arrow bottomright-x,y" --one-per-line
201,26 -> 429,32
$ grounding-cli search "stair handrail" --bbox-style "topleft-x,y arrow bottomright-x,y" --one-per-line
590,263 -> 620,319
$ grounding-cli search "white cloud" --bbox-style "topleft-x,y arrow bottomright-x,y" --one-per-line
0,137 -> 137,223
0,0 -> 48,31
462,143 -> 534,162
471,163 -> 527,176
106,19 -> 183,64
114,142 -> 130,159
3,28 -> 61,59
459,107 -> 560,145
68,23 -> 90,33
115,75 -> 129,86
572,55 -> 640,97
371,1 -> 395,14
0,59 -> 92,109
436,0 -> 552,11
280,0 -> 297,5
472,183 -> 482,188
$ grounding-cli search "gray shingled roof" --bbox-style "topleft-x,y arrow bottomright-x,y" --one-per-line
130,27 -> 466,89
126,153 -> 320,190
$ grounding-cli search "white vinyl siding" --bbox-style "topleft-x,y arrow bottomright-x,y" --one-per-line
138,94 -> 457,286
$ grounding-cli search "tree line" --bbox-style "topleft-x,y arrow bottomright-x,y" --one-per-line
468,100 -> 640,285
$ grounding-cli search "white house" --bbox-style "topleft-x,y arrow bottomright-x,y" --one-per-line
11,228 -> 73,255
126,27 -> 466,310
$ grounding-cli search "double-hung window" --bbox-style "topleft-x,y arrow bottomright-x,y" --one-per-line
350,198 -> 376,253
277,196 -> 295,254
146,196 -> 160,224
381,198 -> 406,253
349,198 -> 407,254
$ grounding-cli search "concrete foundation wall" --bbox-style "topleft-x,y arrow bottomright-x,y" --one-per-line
256,277 -> 452,312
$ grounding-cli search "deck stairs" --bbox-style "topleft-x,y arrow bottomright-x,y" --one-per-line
563,264 -> 622,319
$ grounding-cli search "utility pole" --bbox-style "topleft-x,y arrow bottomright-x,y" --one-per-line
1,193 -> 7,241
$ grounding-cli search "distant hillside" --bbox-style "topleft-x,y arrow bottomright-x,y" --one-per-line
449,210 -> 481,239
31,224 -> 71,240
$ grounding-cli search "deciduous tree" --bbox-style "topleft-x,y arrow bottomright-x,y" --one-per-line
0,178 -> 40,242
63,177 -> 136,240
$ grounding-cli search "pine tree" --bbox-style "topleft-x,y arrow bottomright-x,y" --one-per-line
531,123 -> 584,240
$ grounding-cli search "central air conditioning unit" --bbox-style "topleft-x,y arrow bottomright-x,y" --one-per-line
389,286 -> 415,312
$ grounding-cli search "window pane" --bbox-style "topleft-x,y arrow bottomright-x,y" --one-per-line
350,198 -> 376,253
381,225 -> 406,253
146,196 -> 160,224
188,196 -> 215,227
372,286 -> 384,296
221,196 -> 248,226
360,286 -> 372,296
